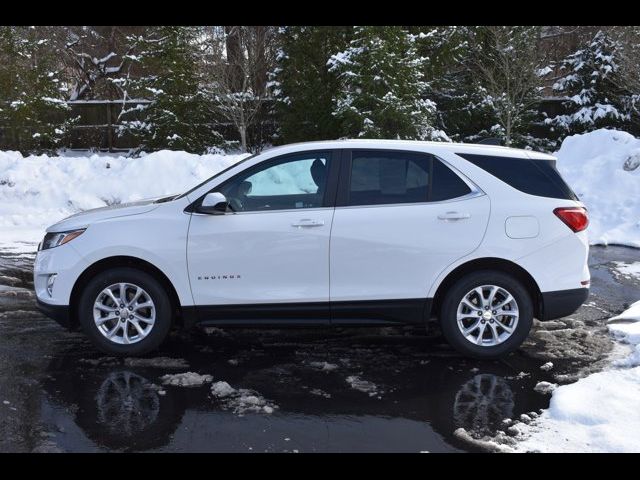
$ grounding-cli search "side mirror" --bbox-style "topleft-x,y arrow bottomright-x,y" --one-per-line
196,192 -> 230,215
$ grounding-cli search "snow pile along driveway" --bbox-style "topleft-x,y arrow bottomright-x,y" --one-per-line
555,129 -> 640,248
494,300 -> 640,452
0,149 -> 248,252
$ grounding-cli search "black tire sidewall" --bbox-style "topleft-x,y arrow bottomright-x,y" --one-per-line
439,270 -> 533,359
78,267 -> 172,356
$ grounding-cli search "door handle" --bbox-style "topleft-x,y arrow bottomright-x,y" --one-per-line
438,211 -> 471,221
291,219 -> 325,228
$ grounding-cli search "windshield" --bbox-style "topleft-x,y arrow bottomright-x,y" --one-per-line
175,153 -> 257,200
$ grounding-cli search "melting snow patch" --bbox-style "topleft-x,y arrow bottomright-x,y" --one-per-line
533,381 -> 558,394
203,327 -> 229,337
345,375 -> 383,398
308,361 -> 339,371
124,357 -> 189,369
210,381 -> 278,415
309,388 -> 332,398
608,300 -> 640,368
160,372 -> 213,387
78,357 -> 122,367
540,362 -> 554,371
613,262 -> 640,281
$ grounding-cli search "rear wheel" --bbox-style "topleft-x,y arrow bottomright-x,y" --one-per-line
78,267 -> 173,356
439,270 -> 533,359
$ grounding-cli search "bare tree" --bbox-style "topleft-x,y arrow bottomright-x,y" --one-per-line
201,26 -> 277,152
609,27 -> 640,120
470,26 -> 544,146
61,26 -> 147,100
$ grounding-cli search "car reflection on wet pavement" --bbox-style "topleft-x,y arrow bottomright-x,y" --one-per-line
1,246 -> 638,452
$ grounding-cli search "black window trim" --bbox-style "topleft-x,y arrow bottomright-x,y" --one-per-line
185,149 -> 342,214
336,148 -> 482,208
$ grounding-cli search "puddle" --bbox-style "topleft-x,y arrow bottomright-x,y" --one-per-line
0,245 -> 638,452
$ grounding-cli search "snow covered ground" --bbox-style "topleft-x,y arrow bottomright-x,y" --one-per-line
555,129 -> 640,248
476,300 -> 640,453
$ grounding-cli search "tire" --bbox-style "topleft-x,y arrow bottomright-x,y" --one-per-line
439,270 -> 533,359
78,267 -> 173,356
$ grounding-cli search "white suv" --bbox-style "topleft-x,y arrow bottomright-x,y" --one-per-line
34,140 -> 590,359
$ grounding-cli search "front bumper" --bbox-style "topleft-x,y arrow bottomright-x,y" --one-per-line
36,298 -> 73,329
34,241 -> 89,308
541,287 -> 589,321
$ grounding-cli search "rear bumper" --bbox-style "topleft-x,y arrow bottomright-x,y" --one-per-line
36,299 -> 73,329
541,287 -> 589,321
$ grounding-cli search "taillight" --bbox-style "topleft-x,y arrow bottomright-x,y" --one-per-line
554,207 -> 589,232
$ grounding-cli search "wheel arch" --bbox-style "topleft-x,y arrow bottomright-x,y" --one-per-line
69,255 -> 184,330
430,257 -> 543,320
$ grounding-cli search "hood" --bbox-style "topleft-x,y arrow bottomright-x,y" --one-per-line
47,196 -> 169,232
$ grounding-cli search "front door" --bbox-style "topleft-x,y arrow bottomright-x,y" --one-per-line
187,150 -> 337,323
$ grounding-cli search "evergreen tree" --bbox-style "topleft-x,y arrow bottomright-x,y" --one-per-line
548,30 -> 629,135
413,26 -> 495,143
118,26 -> 221,153
0,26 -> 74,152
270,26 -> 351,144
328,26 -> 447,141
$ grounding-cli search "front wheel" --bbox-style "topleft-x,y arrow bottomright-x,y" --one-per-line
78,267 -> 173,356
439,270 -> 533,359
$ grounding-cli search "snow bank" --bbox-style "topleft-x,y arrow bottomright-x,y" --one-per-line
0,150 -> 248,252
555,129 -> 640,247
497,301 -> 640,452
512,367 -> 640,452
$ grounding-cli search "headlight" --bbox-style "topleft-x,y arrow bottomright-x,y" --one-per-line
39,229 -> 86,251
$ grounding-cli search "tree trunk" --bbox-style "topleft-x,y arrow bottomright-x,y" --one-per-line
239,125 -> 247,153
252,26 -> 268,96
225,26 -> 243,93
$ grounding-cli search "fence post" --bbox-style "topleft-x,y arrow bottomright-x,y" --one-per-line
107,102 -> 113,152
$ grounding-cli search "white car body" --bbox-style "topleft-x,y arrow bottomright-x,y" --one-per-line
34,140 -> 590,356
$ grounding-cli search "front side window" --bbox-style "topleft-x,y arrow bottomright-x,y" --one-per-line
347,150 -> 471,206
217,152 -> 332,212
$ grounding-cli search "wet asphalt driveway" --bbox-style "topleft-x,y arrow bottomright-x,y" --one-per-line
0,246 -> 638,452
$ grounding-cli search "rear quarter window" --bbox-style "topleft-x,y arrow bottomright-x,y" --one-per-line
456,153 -> 578,201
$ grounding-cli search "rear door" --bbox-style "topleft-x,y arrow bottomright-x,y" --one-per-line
329,149 -> 490,322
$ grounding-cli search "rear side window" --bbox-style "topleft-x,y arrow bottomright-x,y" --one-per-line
431,158 -> 473,201
346,150 -> 471,206
457,153 -> 578,201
